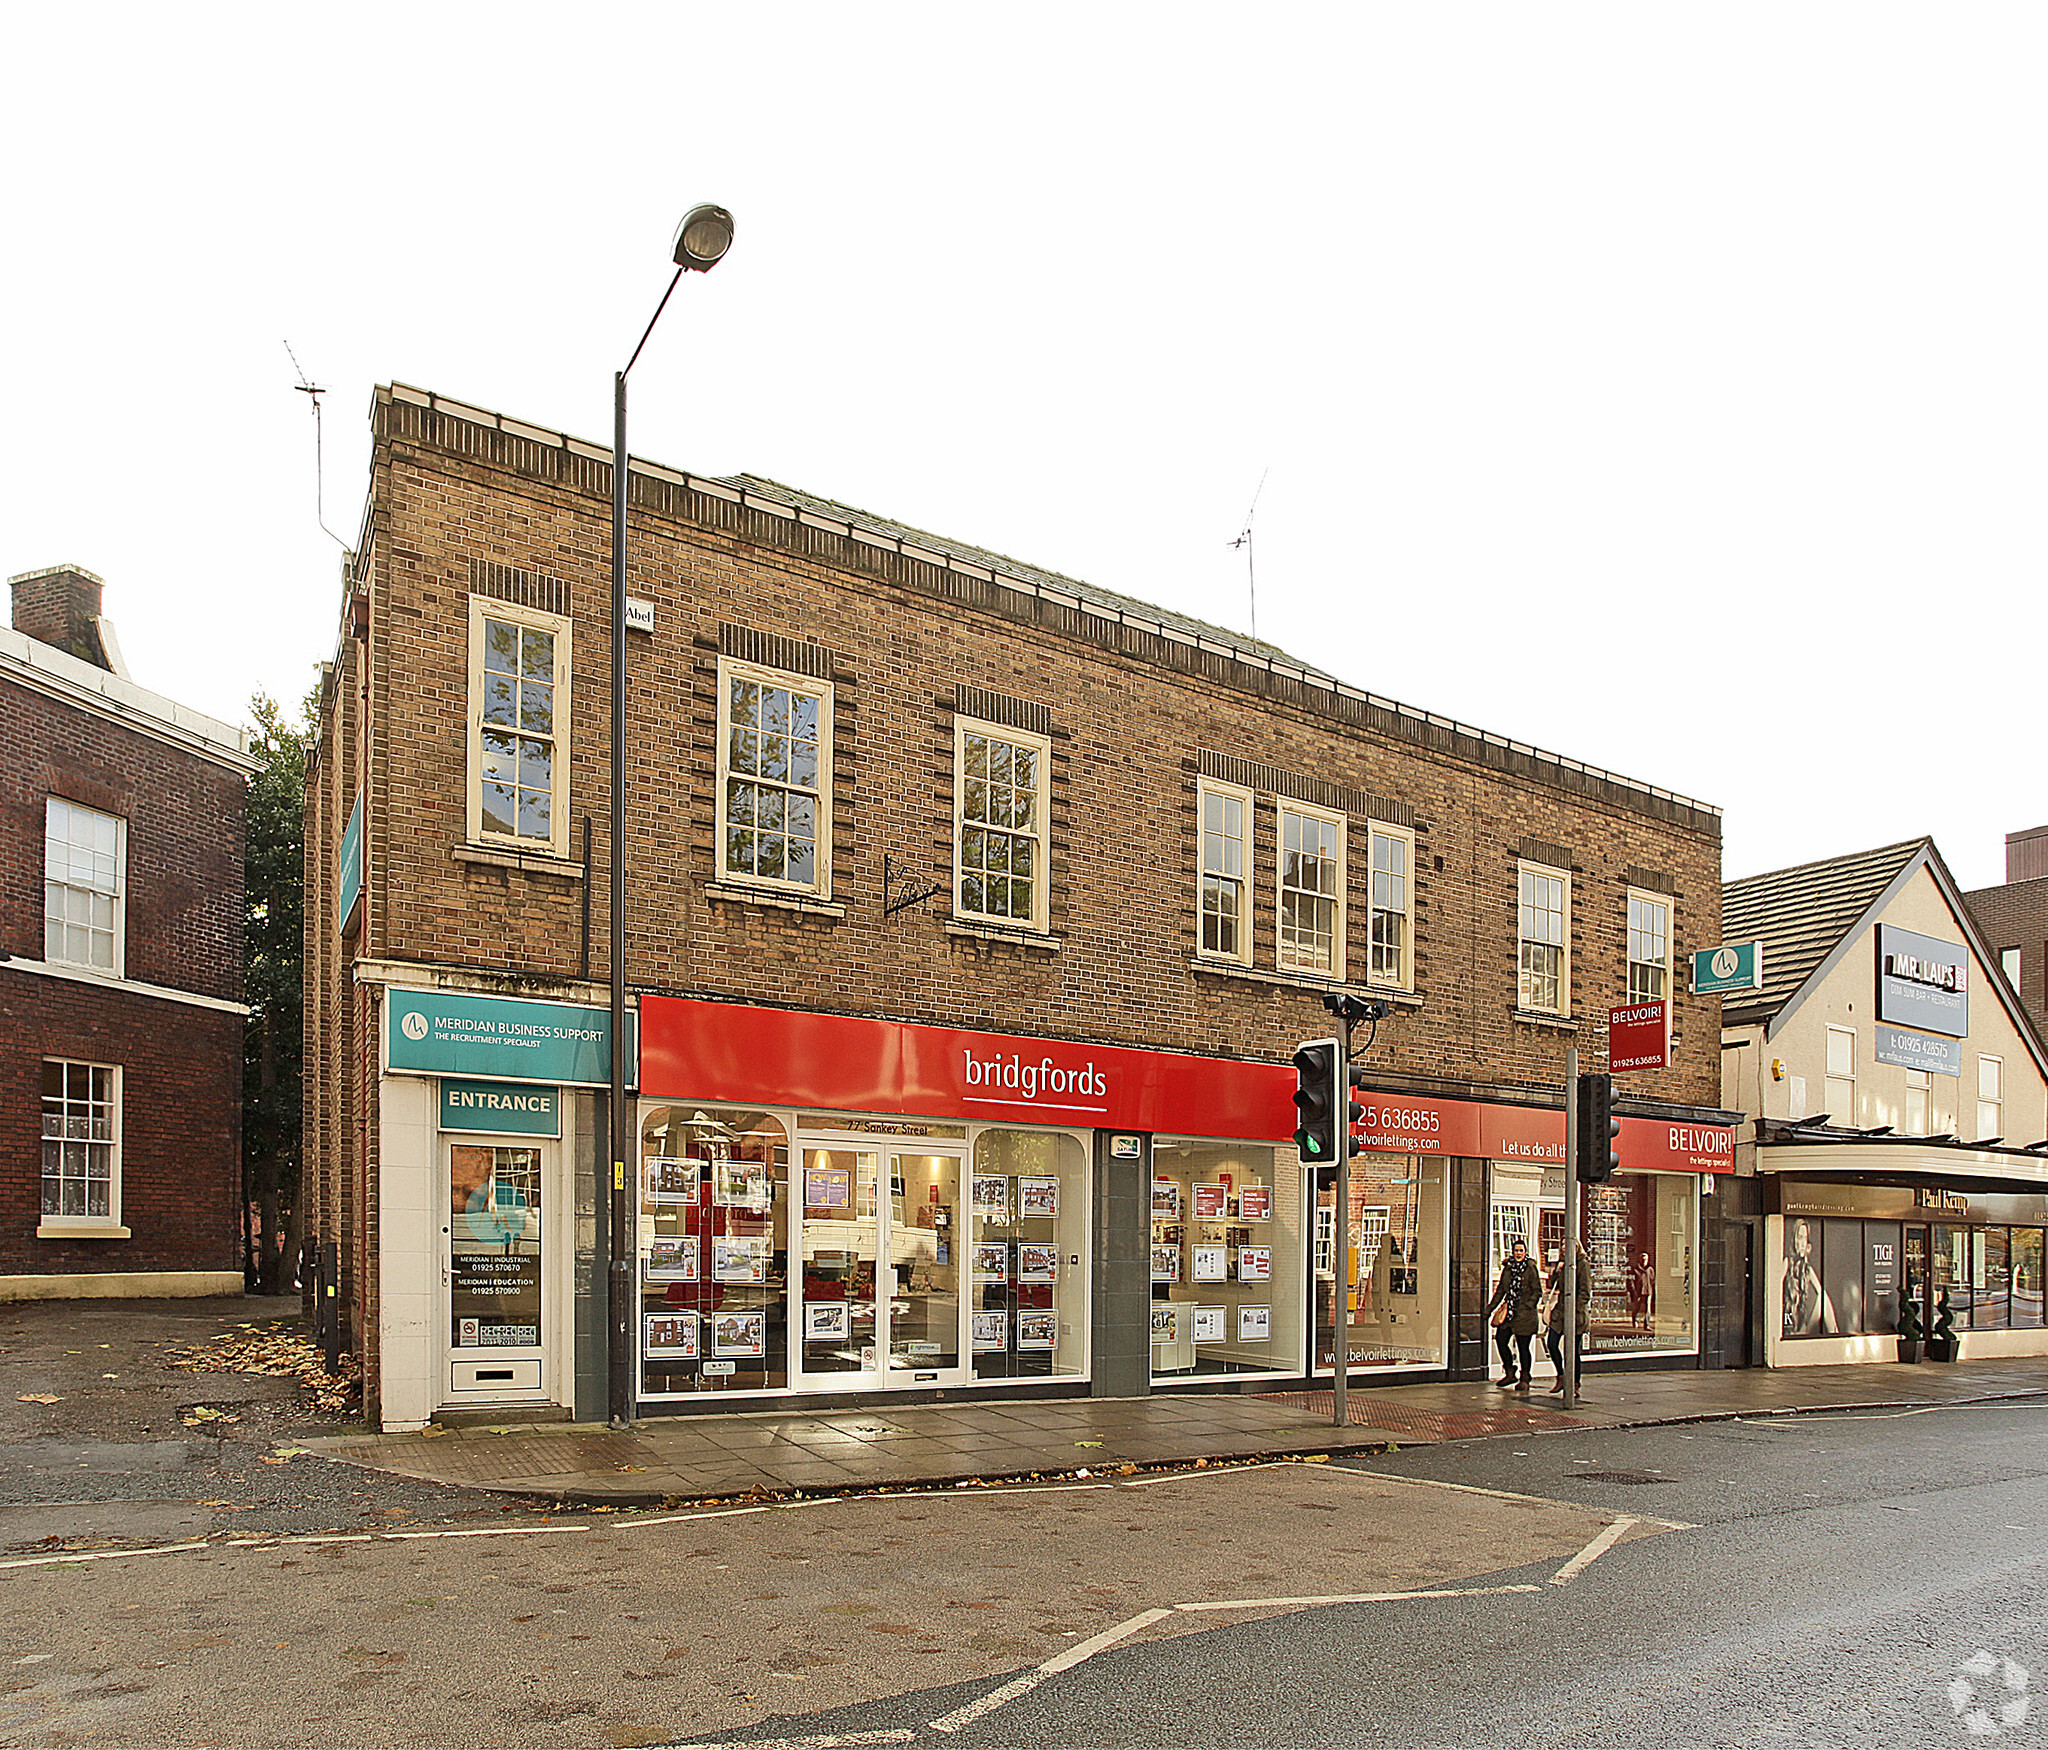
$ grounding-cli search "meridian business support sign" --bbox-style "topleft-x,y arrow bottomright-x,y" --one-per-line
1875,924 -> 1969,1040
385,989 -> 617,1087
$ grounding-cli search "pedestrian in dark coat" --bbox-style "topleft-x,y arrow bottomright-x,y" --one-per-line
1546,1249 -> 1592,1392
1486,1239 -> 1542,1388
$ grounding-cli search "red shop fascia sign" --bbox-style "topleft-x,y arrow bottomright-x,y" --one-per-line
637,997 -> 1733,1173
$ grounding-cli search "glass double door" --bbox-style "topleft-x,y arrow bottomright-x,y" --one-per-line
795,1145 -> 963,1387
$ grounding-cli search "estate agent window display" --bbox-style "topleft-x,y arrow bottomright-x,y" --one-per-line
1149,1140 -> 1303,1379
1582,1171 -> 1697,1356
1316,1155 -> 1449,1373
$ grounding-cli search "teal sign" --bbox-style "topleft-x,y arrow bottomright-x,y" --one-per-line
1692,940 -> 1764,995
387,989 -> 612,1087
440,1078 -> 562,1136
338,793 -> 363,935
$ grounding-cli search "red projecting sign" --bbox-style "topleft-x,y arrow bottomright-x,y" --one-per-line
1608,1001 -> 1670,1073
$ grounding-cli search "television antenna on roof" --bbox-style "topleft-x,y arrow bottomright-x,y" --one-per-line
284,339 -> 349,551
1228,467 -> 1269,640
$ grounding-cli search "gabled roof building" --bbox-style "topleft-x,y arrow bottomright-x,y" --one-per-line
1720,838 -> 2048,1366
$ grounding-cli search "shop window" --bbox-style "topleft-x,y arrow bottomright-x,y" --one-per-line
1980,1228 -> 2013,1329
45,798 -> 124,974
1317,1159 -> 1446,1373
717,659 -> 831,896
1976,1055 -> 2004,1140
1904,1068 -> 1929,1135
1516,863 -> 1569,1015
1196,779 -> 1252,963
1151,1140 -> 1302,1379
1367,825 -> 1413,989
1489,1202 -> 1532,1284
1782,1215 -> 1907,1338
1584,1172 -> 1696,1354
2014,1228 -> 2045,1329
468,598 -> 570,858
1277,805 -> 1344,975
40,1060 -> 119,1226
2002,946 -> 2022,993
1626,891 -> 1670,1006
637,1107 -> 790,1396
955,719 -> 1049,931
969,1129 -> 1088,1381
1823,1026 -> 1856,1123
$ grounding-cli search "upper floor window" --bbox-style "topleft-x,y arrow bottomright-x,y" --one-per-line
1824,1025 -> 1856,1123
1516,862 -> 1569,1014
1197,779 -> 1252,963
717,658 -> 831,895
1977,1054 -> 2004,1139
468,599 -> 570,858
1367,825 -> 1413,989
1904,1067 -> 1929,1134
955,719 -> 1048,930
1627,892 -> 1671,1004
2002,946 -> 2022,991
1277,804 -> 1344,975
45,798 -> 124,974
41,1059 -> 119,1224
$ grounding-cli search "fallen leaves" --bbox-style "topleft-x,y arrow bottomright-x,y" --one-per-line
164,1319 -> 362,1418
15,1393 -> 61,1405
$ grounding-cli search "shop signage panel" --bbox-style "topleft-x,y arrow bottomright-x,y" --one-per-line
1876,924 -> 1969,1038
639,995 -> 1294,1141
1691,940 -> 1763,995
386,988 -> 614,1086
1872,1023 -> 1964,1077
440,1079 -> 562,1136
1608,1001 -> 1669,1072
337,792 -> 363,936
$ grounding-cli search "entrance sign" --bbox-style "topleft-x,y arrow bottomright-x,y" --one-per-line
440,1079 -> 562,1136
386,988 -> 614,1086
1691,941 -> 1764,995
1608,1001 -> 1669,1073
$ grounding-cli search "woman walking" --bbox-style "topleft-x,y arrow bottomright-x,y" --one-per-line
1546,1245 -> 1592,1393
1486,1238 -> 1542,1388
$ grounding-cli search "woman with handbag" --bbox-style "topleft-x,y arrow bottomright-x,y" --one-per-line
1546,1246 -> 1592,1392
1486,1238 -> 1542,1388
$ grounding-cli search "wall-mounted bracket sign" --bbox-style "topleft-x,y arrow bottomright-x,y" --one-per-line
386,988 -> 622,1087
1608,1000 -> 1668,1073
882,854 -> 947,919
1691,940 -> 1764,995
337,793 -> 364,937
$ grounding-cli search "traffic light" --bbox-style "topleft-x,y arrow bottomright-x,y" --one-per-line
1576,1072 -> 1620,1183
1346,1062 -> 1367,1159
1292,1039 -> 1340,1176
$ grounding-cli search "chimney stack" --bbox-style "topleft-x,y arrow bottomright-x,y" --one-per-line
9,565 -> 118,672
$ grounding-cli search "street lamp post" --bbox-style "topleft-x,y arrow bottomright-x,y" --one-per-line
609,205 -> 734,1431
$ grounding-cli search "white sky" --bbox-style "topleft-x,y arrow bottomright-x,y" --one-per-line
4,5 -> 2040,890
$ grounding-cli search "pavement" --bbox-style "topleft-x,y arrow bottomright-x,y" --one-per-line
305,1349 -> 2048,1506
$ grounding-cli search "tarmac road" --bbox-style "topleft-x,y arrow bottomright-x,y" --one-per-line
3,1401 -> 2044,1747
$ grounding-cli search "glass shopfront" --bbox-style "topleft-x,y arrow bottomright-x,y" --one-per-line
1784,1211 -> 2048,1338
637,1104 -> 1089,1401
1149,1138 -> 1304,1380
1315,1155 -> 1449,1373
1583,1170 -> 1697,1356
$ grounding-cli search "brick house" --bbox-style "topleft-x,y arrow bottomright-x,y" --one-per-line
306,384 -> 1740,1431
2,566 -> 254,1299
1962,826 -> 2048,1051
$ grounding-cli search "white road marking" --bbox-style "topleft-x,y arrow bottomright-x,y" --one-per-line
658,1732 -> 915,1750
0,1540 -> 213,1573
1179,1584 -> 1541,1612
929,1608 -> 1175,1734
928,1672 -> 1044,1735
1118,1462 -> 1290,1488
1550,1518 -> 1636,1585
1329,1466 -> 1695,1530
1039,1607 -> 1175,1674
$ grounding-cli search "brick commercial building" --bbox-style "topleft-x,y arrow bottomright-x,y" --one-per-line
1962,826 -> 2048,1051
306,384 -> 1740,1431
2,566 -> 254,1299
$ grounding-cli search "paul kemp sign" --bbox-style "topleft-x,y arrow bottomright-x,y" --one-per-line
386,989 -> 613,1087
637,996 -> 1736,1169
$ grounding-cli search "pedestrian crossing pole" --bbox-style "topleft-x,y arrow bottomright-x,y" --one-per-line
1563,1045 -> 1580,1411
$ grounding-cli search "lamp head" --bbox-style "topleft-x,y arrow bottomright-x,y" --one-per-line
672,205 -> 736,272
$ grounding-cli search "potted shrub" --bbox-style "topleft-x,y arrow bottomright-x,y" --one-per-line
1925,1288 -> 1959,1363
1895,1283 -> 1923,1363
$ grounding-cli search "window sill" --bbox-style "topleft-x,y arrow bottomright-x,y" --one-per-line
37,1222 -> 131,1241
1510,1008 -> 1578,1032
1186,959 -> 1416,1004
453,844 -> 585,881
706,883 -> 846,919
945,918 -> 1061,952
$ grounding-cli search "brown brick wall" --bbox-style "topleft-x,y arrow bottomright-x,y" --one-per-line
1963,877 -> 2048,1047
337,399 -> 1724,1118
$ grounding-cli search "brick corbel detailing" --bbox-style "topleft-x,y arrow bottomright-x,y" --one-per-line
718,622 -> 835,682
1520,836 -> 1575,870
469,557 -> 571,617
1197,748 -> 1413,829
1626,865 -> 1677,896
950,685 -> 1056,739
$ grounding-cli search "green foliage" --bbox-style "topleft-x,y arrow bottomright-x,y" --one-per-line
1895,1284 -> 1923,1343
243,681 -> 317,1291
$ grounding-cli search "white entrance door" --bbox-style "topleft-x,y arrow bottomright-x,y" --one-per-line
444,1138 -> 549,1400
793,1143 -> 965,1389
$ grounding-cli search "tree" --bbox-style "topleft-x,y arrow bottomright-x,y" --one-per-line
243,685 -> 315,1295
